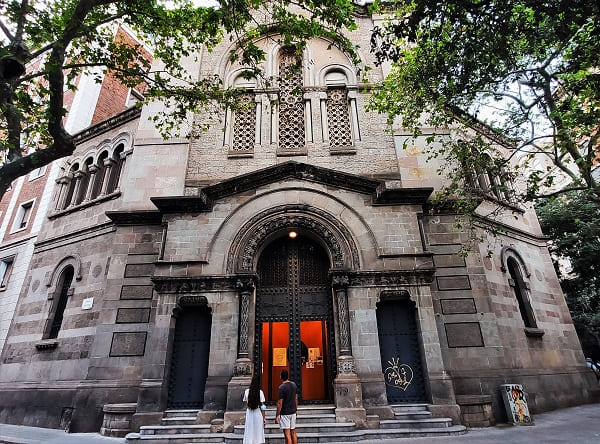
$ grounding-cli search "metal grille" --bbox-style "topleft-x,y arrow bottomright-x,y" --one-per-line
278,50 -> 305,150
232,92 -> 256,151
327,87 -> 352,148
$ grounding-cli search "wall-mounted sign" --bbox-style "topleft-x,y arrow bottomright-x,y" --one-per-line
273,347 -> 287,367
81,297 -> 93,310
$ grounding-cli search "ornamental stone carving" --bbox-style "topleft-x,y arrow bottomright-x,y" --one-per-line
228,205 -> 360,273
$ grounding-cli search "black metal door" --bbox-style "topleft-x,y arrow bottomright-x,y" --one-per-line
376,298 -> 427,403
168,306 -> 212,408
256,235 -> 335,403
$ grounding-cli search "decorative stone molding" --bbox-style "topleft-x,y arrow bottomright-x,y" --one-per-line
500,246 -> 531,277
330,269 -> 436,287
106,210 -> 163,226
45,254 -> 83,295
178,295 -> 209,307
337,355 -> 357,374
155,161 -> 433,213
152,275 -> 256,293
228,205 -> 360,273
233,358 -> 252,377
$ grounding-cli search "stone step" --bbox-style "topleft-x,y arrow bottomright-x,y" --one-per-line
233,422 -> 356,435
389,403 -> 429,412
224,425 -> 467,443
393,410 -> 432,420
261,413 -> 337,423
161,417 -> 199,426
126,432 -> 225,443
380,417 -> 453,429
139,424 -> 211,436
162,409 -> 199,418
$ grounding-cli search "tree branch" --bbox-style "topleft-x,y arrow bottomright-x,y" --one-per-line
0,19 -> 15,42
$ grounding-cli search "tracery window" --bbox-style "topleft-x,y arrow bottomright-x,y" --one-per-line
326,87 -> 352,148
321,70 -> 359,151
231,92 -> 257,152
278,48 -> 305,152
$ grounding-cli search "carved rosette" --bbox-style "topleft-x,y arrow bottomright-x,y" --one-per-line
337,355 -> 357,375
233,358 -> 252,377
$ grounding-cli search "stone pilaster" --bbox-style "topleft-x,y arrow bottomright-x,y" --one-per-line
223,277 -> 255,432
331,274 -> 367,428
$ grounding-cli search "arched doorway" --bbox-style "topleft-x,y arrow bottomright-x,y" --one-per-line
255,235 -> 336,404
376,296 -> 427,403
168,303 -> 212,408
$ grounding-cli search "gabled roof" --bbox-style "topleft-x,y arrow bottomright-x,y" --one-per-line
150,161 -> 433,213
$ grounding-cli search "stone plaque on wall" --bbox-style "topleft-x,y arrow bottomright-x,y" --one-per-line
436,275 -> 471,291
433,254 -> 467,268
441,298 -> 477,314
116,308 -> 151,324
120,285 -> 153,300
110,332 -> 147,356
445,322 -> 484,347
124,264 -> 154,277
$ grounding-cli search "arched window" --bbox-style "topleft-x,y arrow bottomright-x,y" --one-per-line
62,163 -> 79,209
507,258 -> 537,328
227,76 -> 259,154
106,144 -> 125,194
74,157 -> 93,205
90,151 -> 108,200
467,152 -> 514,203
324,70 -> 353,149
45,266 -> 74,339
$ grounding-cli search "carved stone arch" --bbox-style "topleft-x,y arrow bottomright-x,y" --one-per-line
95,141 -> 112,163
45,254 -> 83,295
111,132 -> 133,153
318,64 -> 357,86
500,246 -> 531,278
172,295 -> 211,318
227,205 -> 360,273
378,289 -> 416,305
225,68 -> 259,89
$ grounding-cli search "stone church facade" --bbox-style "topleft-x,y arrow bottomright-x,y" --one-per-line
0,11 -> 597,434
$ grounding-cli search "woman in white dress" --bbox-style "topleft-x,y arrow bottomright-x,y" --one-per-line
243,375 -> 266,444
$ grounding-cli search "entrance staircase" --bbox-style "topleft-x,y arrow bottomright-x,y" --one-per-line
125,404 -> 466,443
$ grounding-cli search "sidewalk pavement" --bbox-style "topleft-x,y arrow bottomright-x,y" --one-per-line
1,402 -> 600,444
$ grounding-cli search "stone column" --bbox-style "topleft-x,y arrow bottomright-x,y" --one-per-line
54,176 -> 71,210
100,158 -> 116,195
234,277 -> 253,375
83,164 -> 99,202
331,274 -> 367,428
223,277 -> 255,432
69,170 -> 85,207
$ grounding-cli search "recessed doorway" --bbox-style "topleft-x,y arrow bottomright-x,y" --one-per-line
255,235 -> 335,403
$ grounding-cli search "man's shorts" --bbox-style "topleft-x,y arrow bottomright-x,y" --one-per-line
278,413 -> 297,430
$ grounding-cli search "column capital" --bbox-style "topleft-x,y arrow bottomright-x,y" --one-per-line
330,274 -> 349,289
